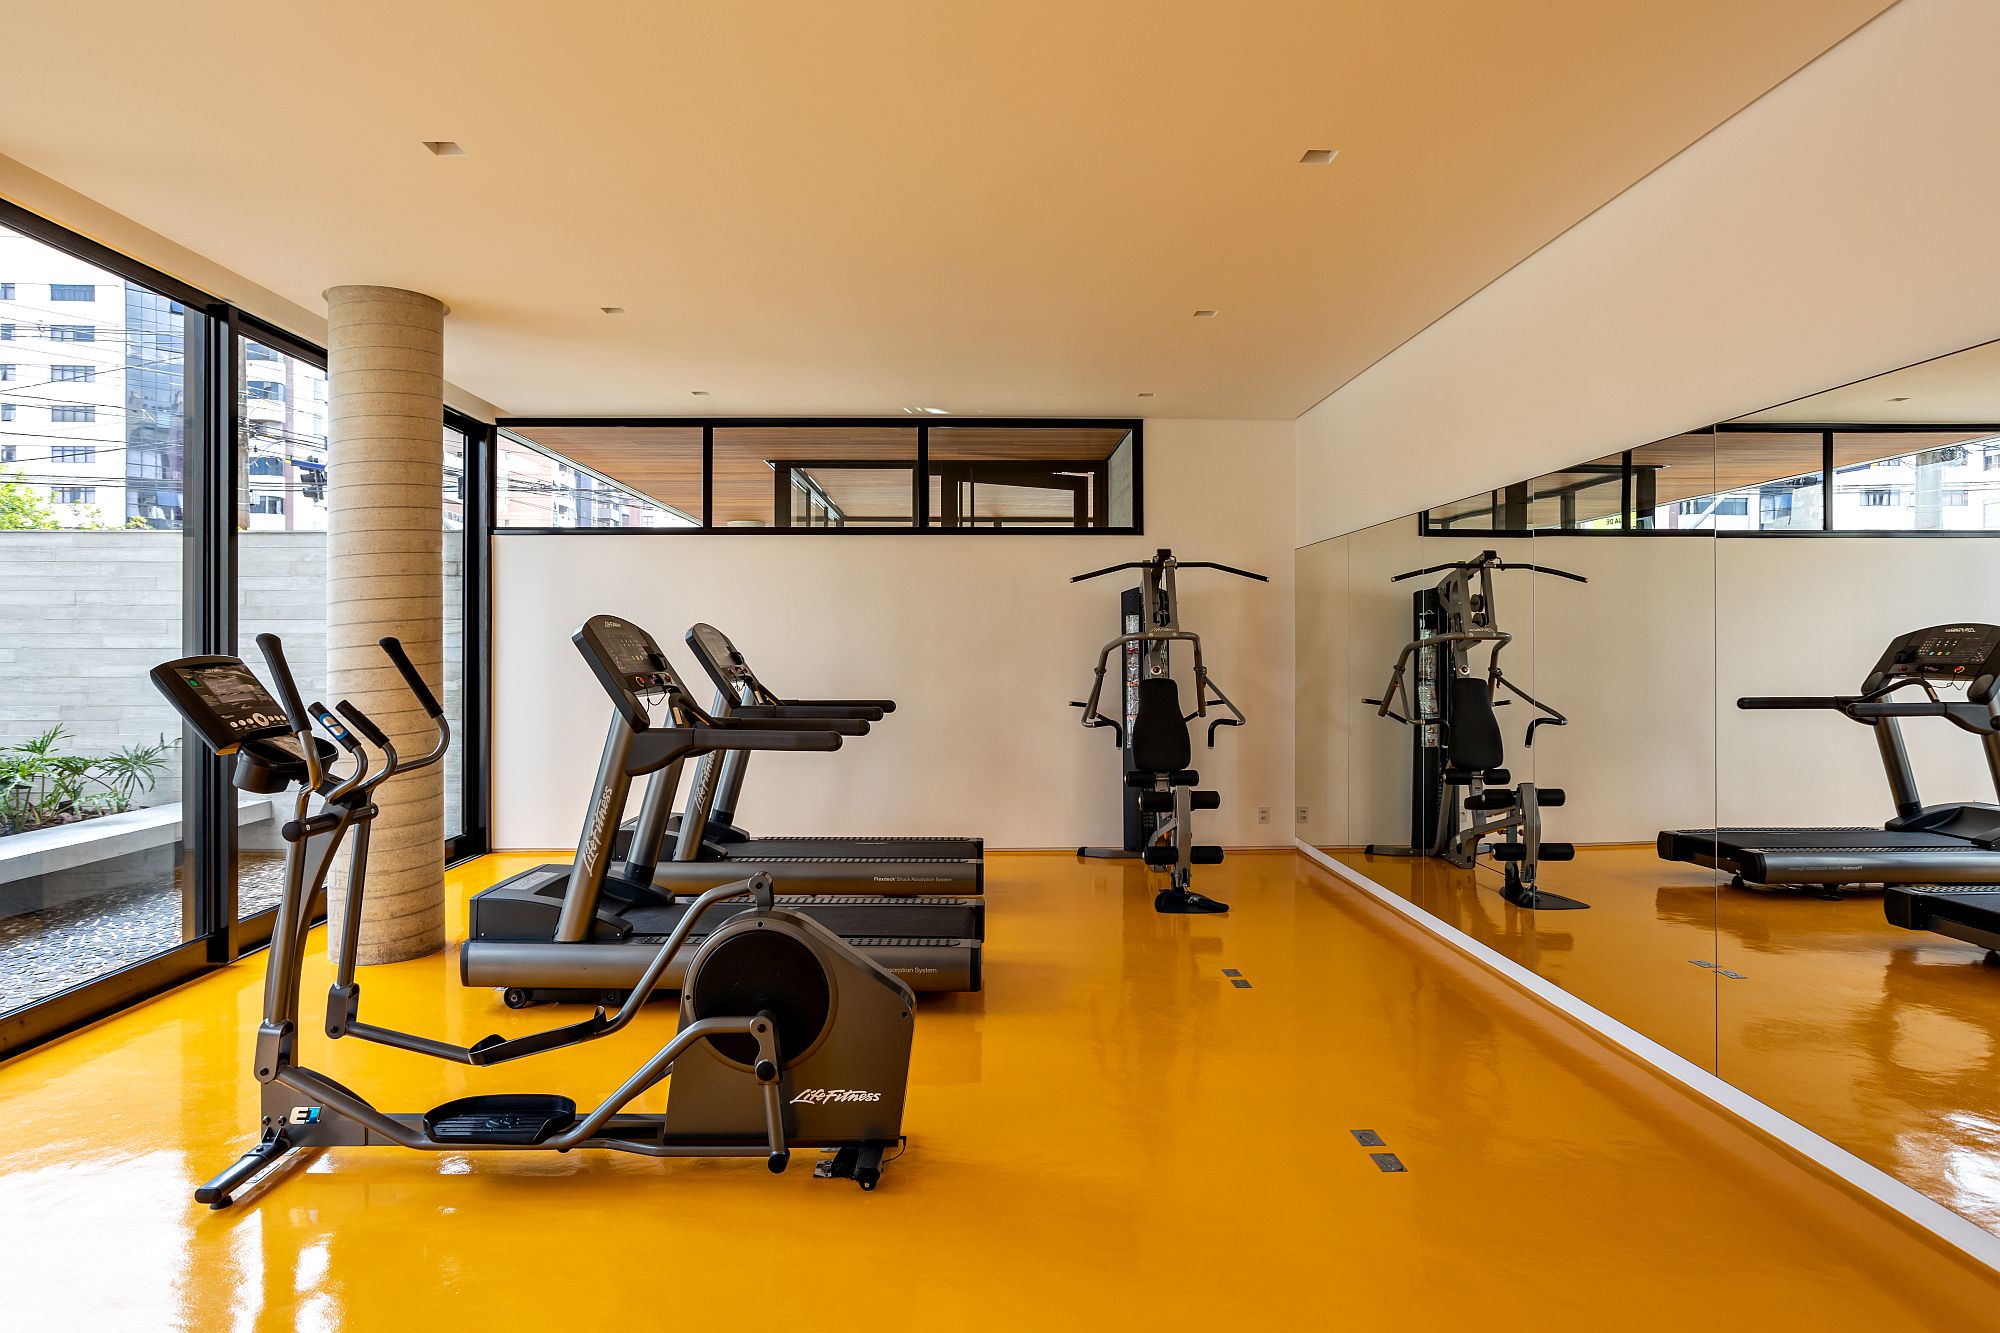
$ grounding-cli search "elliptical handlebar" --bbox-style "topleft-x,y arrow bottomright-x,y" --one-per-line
378,635 -> 443,719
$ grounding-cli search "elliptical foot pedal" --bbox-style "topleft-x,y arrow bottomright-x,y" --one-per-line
424,1094 -> 577,1145
1156,888 -> 1229,914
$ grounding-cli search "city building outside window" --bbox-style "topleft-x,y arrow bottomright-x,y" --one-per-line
1,324 -> 13,338
0,283 -> 13,300
51,364 -> 93,382
0,404 -> 13,423
52,445 -> 97,464
49,324 -> 94,342
49,283 -> 94,301
0,364 -> 12,380
53,486 -> 96,504
51,405 -> 95,423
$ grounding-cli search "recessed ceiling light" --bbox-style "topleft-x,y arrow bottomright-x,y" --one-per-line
1299,149 -> 1340,165
422,141 -> 466,157
1193,310 -> 1218,318
1887,396 -> 1911,402
691,390 -> 710,396
600,307 -> 625,315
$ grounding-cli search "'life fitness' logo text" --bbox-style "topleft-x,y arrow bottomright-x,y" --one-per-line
790,1088 -> 882,1105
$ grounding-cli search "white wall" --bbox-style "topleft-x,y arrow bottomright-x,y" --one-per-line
1295,0 -> 2000,543
492,419 -> 1296,851
1298,523 -> 1999,849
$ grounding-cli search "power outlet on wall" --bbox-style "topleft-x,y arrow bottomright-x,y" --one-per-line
1257,806 -> 1271,825
1296,806 -> 1309,824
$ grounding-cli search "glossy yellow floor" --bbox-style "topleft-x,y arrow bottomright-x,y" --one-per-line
1331,843 -> 2000,1235
2,851 -> 1997,1331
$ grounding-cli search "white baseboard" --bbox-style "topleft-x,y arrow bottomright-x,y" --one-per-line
1296,839 -> 2000,1271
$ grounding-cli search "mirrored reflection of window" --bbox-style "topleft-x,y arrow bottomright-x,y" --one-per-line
1652,430 -> 1819,532
0,222 -> 202,1016
1830,430 -> 2000,531
927,426 -> 1135,530
712,426 -> 916,529
495,427 -> 696,529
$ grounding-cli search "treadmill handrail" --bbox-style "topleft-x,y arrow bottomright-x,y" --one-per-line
732,703 -> 885,723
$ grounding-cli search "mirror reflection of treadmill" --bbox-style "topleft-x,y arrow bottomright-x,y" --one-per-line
1658,625 -> 2000,955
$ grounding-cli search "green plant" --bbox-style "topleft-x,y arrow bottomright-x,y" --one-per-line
0,726 -> 177,835
0,467 -> 59,530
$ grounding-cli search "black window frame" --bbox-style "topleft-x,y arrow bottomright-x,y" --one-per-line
0,197 -> 491,1059
493,417 -> 1145,535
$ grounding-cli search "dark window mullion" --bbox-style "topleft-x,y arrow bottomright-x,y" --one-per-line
916,426 -> 929,529
700,426 -> 714,529
1823,430 -> 1835,532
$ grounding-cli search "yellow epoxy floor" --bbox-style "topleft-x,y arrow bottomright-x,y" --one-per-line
1332,843 -> 2000,1236
3,850 -> 1998,1330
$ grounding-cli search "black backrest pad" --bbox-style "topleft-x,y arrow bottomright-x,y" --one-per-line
1447,676 -> 1506,772
1131,677 -> 1193,774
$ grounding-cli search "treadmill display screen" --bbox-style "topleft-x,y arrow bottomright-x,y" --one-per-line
1883,624 -> 2000,679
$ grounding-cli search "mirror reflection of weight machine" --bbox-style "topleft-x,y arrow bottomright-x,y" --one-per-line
1364,550 -> 1591,910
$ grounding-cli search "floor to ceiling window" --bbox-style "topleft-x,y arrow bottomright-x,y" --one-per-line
0,203 -> 488,1056
0,219 -> 204,1027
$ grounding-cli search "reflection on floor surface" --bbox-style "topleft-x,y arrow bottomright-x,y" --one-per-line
1329,842 -> 2000,1237
1,850 -> 1995,1330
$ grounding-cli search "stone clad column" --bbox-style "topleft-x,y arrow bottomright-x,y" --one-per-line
325,285 -> 447,965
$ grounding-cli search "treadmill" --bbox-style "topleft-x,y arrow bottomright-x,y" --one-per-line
659,622 -> 984,864
463,616 -> 982,1001
1659,623 -> 2000,894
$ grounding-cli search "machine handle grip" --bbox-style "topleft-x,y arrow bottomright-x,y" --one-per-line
687,725 -> 843,753
783,696 -> 898,714
1070,560 -> 1149,583
733,703 -> 885,723
335,700 -> 393,749
1177,561 -> 1269,582
707,714 -> 869,736
1737,695 -> 1853,710
378,637 -> 443,718
255,633 -> 314,737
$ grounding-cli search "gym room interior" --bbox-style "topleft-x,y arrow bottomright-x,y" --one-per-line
3,2 -> 2000,1328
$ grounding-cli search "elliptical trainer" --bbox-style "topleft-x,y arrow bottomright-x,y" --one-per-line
152,633 -> 913,1207
1072,548 -> 1268,914
1363,550 -> 1589,910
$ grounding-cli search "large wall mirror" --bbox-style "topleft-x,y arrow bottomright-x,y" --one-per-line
1299,339 -> 2000,1234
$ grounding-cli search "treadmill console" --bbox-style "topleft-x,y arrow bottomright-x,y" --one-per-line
686,622 -> 760,703
1867,623 -> 2000,698
572,615 -> 691,732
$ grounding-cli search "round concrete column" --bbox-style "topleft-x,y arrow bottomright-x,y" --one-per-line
324,285 -> 447,966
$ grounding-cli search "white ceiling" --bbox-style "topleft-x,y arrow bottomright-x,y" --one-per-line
1736,338 -> 2000,425
0,1 -> 1890,419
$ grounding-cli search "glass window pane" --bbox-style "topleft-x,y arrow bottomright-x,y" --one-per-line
0,223 -> 201,1013
1646,430 -> 1820,531
1830,429 -> 2000,531
927,426 -> 1134,529
712,426 -> 915,528
443,423 -> 468,842
496,426 -> 698,528
1527,454 -> 1624,531
234,337 -> 329,920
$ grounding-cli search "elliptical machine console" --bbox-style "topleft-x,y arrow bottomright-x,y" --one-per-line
153,633 -> 914,1207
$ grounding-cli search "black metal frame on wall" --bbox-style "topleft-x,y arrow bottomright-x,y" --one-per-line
1418,421 -> 2000,539
492,417 -> 1145,535
0,197 -> 489,1059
